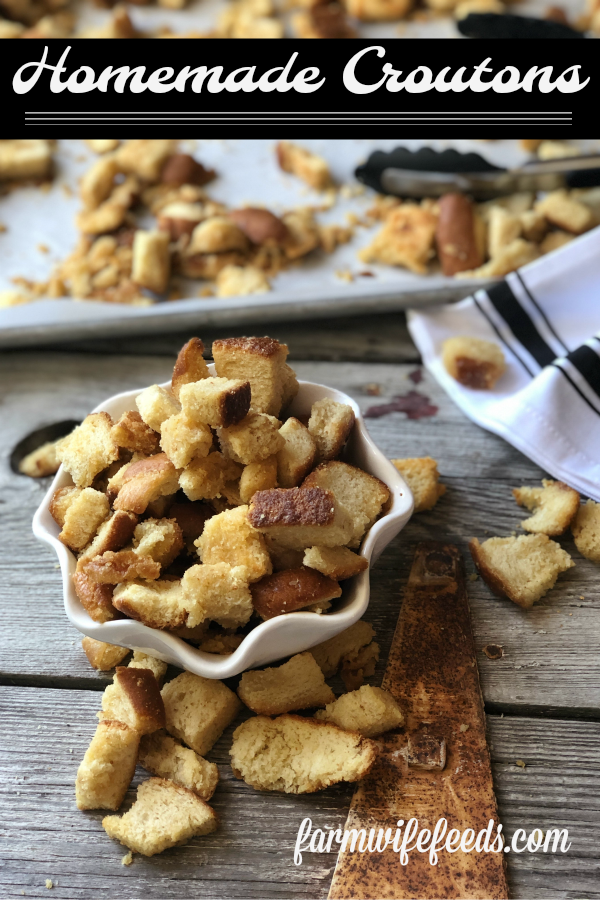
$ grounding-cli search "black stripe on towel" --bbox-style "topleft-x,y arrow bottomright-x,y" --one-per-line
514,271 -> 569,354
473,295 -> 535,377
552,362 -> 600,417
486,280 -> 556,368
565,345 -> 600,400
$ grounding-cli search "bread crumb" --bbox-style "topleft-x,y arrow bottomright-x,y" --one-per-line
469,572 -> 478,582
45,880 -> 53,889
516,759 -> 526,768
122,851 -> 133,866
365,383 -> 380,396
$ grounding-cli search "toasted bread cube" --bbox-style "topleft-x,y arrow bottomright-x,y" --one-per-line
18,439 -> 62,478
277,418 -> 316,488
54,487 -> 109,552
218,412 -> 284,465
239,455 -> 278,503
128,652 -> 168,684
230,715 -> 377,793
282,208 -> 320,260
179,452 -> 242,501
251,566 -> 341,620
571,500 -> 600,562
280,364 -> 300,411
264,537 -> 305,572
303,545 -> 367,580
138,731 -> 219,800
72,571 -> 119,623
464,238 -> 540,278
195,505 -> 271,582
133,517 -> 184,568
276,141 -> 332,191
310,620 -> 376,677
136,385 -> 181,433
238,652 -> 335,715
315,684 -> 403,737
117,139 -> 176,182
100,667 -> 166,735
169,501 -> 213,554
113,579 -> 187,630
216,265 -> 271,298
248,486 -> 354,550
57,412 -> 119,488
188,217 -> 248,254
180,377 -> 251,428
111,411 -> 160,456
80,155 -> 119,210
442,337 -> 506,389
82,637 -> 129,671
487,205 -> 522,258
78,510 -> 138,564
182,563 -> 253,629
470,534 -> 574,609
303,461 -> 390,545
541,231 -> 574,254
308,399 -> 355,463
341,641 -> 380,691
103,778 -> 217,857
513,479 -> 580,536
105,456 -> 145,502
114,454 -> 181,515
82,550 -> 161,584
212,336 -> 290,416
161,410 -> 213,470
171,337 -> 210,400
76,720 -> 140,811
162,671 -> 242,756
392,457 -> 446,513
132,230 -> 170,294
536,189 -> 594,234
359,204 -> 438,274
0,139 -> 52,181
49,486 -> 80,526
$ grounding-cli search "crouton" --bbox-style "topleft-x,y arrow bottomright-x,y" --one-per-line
179,377 -> 251,429
113,579 -> 187,630
536,189 -> 594,234
359,204 -> 438,274
169,502 -> 213,554
114,454 -> 181,515
310,620 -> 376,677
239,455 -> 278,503
195,505 -> 271,582
182,563 -> 253,629
0,139 -> 53,181
85,139 -> 119,155
277,418 -> 316,488
341,640 -> 380,691
276,141 -> 332,191
78,510 -> 138,563
315,684 -> 403,737
188,217 -> 248,254
99,666 -> 166,735
82,550 -> 161,584
280,364 -> 300,411
132,230 -> 171,294
80,154 -> 119,210
105,455 -> 145,502
303,461 -> 390,545
111,411 -> 160,456
128,651 -> 168,684
571,499 -> 600,562
179,452 -> 242,502
230,715 -> 377,793
50,486 -> 80,526
18,439 -> 62,478
487,205 -> 522,259
392,457 -> 446,512
53,487 -> 109,552
212,336 -> 290,417
133,517 -> 184,568
307,399 -> 355,463
540,231 -> 574,254
513,479 -> 580,536
218,412 -> 284,465
57,412 -> 119,488
117,139 -> 176,182
303,545 -> 367,580
82,637 -> 129,671
216,265 -> 271,298
136,385 -> 181,433
161,671 -> 242,756
102,778 -> 217,856
76,720 -> 140,811
462,239 -> 540,278
171,337 -> 210,400
72,571 -> 120,623
138,731 -> 219,800
238,652 -> 335,715
251,566 -> 341,620
248,486 -> 354,550
470,534 -> 574,608
442,336 -> 506,389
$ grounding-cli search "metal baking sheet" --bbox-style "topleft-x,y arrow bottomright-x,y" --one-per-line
0,137 -> 589,348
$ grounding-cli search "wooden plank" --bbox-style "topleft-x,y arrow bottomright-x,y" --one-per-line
1,686 -> 599,900
1,354 -> 599,715
329,542 -> 508,900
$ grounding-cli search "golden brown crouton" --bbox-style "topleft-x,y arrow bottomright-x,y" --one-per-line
57,412 -> 120,488
276,141 -> 332,191
248,486 -> 354,550
462,238 -> 540,279
103,778 -> 217,857
171,337 -> 210,400
132,230 -> 171,294
195,505 -> 271,582
571,500 -> 600,562
117,139 -> 176,182
81,550 -> 161,584
169,502 -> 213,554
540,231 -> 574,254
470,534 -> 574,608
513,479 -> 580,536
188,217 -> 249,254
128,652 -> 168,685
113,579 -> 187,630
442,336 -> 506,390
136,385 -> 181,433
50,486 -> 80,526
251,566 -> 341,620
0,139 -> 53,181
303,461 -> 389,545
162,671 -> 242,756
212,336 -> 290,416
216,265 -> 271,298
72,571 -> 120,623
282,208 -> 321,260
307,399 -> 355,463
218,412 -> 284,465
18,439 -> 62,478
238,652 -> 335,715
303,545 -> 367,580
160,412 -> 213,469
80,155 -> 119,210
100,666 -> 166,735
182,563 -> 253,629
54,487 -> 110,552
310,620 -> 376,677
82,637 -> 130,671
359,204 -> 438,274
536,190 -> 595,234
280,364 -> 300,411
78,510 -> 138,564
133,517 -> 184,568
277,418 -> 316,488
392,457 -> 446,512
111,411 -> 160,456
179,377 -> 251,428
138,731 -> 219,800
76,720 -> 140,811
315,685 -> 404,737
179,452 -> 243,502
114,454 -> 181,515
239,455 -> 278,503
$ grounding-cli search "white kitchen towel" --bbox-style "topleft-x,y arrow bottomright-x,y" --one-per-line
407,226 -> 600,501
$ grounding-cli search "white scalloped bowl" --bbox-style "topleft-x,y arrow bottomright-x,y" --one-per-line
33,369 -> 413,678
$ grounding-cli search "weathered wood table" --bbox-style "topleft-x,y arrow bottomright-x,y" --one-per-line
1,312 -> 599,900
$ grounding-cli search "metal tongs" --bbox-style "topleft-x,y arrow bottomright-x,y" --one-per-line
355,147 -> 600,200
